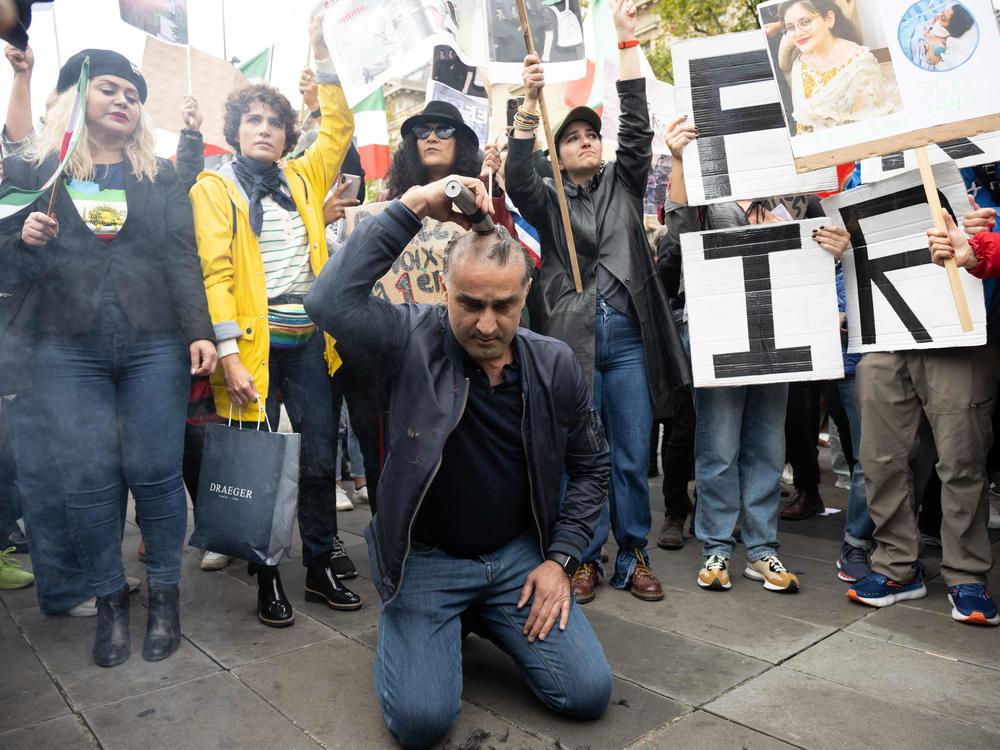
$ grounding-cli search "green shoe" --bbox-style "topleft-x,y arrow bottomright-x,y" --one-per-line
0,546 -> 35,590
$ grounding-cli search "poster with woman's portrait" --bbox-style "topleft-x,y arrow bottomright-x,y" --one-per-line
758,0 -> 1000,170
487,0 -> 586,83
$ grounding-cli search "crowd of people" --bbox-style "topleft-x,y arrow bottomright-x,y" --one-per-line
1,0 -> 999,748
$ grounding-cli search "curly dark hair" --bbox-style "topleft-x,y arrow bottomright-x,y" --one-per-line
223,84 -> 300,158
383,129 -> 482,199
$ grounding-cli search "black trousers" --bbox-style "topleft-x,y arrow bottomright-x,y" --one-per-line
659,385 -> 695,521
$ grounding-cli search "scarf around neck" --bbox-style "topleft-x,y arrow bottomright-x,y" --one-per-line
231,154 -> 297,236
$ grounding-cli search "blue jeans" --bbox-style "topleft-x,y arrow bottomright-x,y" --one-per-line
693,382 -> 788,561
336,401 -> 365,481
838,377 -> 876,550
585,302 -> 654,587
0,425 -> 20,535
34,292 -> 189,598
375,532 -> 611,749
6,390 -> 95,613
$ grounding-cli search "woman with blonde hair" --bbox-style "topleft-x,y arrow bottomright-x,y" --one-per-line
2,48 -> 216,667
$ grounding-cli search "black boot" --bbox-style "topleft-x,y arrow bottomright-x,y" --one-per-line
305,556 -> 362,611
93,585 -> 131,668
249,564 -> 294,627
143,585 -> 181,662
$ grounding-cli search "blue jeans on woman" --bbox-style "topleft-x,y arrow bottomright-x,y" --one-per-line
693,382 -> 788,561
375,532 -> 611,749
583,301 -> 654,588
34,290 -> 190,598
838,377 -> 875,550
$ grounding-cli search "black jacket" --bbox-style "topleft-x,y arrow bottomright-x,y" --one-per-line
305,201 -> 611,603
505,78 -> 689,418
0,155 -> 214,394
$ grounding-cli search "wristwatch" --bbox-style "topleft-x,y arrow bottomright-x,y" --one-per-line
546,552 -> 581,578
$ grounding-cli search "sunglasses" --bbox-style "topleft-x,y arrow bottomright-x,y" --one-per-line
412,125 -> 457,140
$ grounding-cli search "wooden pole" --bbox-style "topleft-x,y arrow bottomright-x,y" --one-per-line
51,6 -> 62,67
185,45 -> 193,96
915,146 -> 973,333
514,0 -> 583,293
299,36 -> 312,126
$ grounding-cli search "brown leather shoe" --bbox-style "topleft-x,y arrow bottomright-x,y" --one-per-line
628,551 -> 664,601
570,562 -> 598,604
780,489 -> 825,520
657,516 -> 685,550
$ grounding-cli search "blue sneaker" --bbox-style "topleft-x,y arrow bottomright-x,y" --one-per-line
947,584 -> 1000,626
836,542 -> 871,583
848,562 -> 927,607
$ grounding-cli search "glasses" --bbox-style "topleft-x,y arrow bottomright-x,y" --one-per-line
783,15 -> 818,35
412,125 -> 456,140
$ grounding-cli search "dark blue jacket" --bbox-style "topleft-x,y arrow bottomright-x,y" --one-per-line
305,201 -> 611,603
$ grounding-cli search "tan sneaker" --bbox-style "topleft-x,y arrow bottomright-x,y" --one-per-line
743,555 -> 799,593
697,555 -> 732,591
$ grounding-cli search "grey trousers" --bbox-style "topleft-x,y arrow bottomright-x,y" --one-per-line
857,345 -> 998,585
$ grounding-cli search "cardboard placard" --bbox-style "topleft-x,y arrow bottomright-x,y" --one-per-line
344,201 -> 465,304
758,0 -> 1000,171
141,37 -> 247,151
859,131 -> 1000,182
821,162 -> 987,353
682,218 -> 844,387
672,31 -> 839,206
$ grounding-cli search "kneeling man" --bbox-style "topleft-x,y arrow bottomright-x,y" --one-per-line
307,176 -> 613,749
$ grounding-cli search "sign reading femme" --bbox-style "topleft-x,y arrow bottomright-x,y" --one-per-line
672,31 -> 838,206
682,218 -> 843,388
821,162 -> 987,353
343,202 -> 461,304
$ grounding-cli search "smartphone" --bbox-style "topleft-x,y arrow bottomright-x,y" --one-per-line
506,97 -> 523,128
339,173 -> 362,197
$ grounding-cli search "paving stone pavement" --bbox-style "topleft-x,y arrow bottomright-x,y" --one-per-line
3,467 -> 1000,750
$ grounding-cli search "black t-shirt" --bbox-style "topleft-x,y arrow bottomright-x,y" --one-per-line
412,350 -> 532,557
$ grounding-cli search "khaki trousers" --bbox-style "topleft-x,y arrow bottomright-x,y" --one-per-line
857,346 -> 998,585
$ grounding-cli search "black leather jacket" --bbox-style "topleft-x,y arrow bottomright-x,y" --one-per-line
506,78 -> 690,417
305,201 -> 611,603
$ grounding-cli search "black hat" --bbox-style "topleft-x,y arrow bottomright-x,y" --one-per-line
400,100 -> 477,145
57,49 -> 148,104
2,0 -> 45,51
554,105 -> 602,150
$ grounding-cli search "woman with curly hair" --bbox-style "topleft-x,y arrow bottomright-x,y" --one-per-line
2,48 -> 215,667
189,18 -> 362,628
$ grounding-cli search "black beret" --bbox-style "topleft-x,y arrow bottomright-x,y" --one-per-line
57,49 -> 148,104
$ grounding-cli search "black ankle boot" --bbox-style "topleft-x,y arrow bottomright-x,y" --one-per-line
93,586 -> 131,668
143,585 -> 181,662
305,557 -> 363,611
249,564 -> 294,627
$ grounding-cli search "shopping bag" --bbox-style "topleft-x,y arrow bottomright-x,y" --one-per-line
189,402 -> 300,566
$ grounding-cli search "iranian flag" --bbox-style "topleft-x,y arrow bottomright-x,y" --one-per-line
0,56 -> 89,220
353,89 -> 389,181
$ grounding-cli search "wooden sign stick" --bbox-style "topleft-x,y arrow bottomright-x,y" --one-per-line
915,146 -> 973,333
514,0 -> 583,293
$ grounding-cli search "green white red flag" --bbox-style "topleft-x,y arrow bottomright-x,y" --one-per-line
352,89 -> 390,181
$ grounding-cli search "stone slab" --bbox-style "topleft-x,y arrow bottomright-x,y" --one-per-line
271,561 -> 380,638
0,714 -> 98,750
786,631 -> 1000,729
584,609 -> 769,706
626,711 -> 799,750
0,606 -> 70,730
82,672 -> 323,750
706,666 -> 1000,749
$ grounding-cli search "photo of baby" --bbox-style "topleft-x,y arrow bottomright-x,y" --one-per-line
898,2 -> 980,71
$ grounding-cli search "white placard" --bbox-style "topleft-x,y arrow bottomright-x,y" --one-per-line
758,0 -> 1000,170
486,0 -> 586,84
672,31 -> 839,206
821,162 -> 987,353
860,131 -> 1000,182
682,219 -> 844,387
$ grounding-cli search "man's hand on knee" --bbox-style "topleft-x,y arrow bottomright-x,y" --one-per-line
517,561 -> 571,643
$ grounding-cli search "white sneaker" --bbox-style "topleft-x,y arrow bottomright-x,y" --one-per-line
352,485 -> 369,504
200,550 -> 232,571
834,476 -> 850,490
65,577 -> 141,617
126,576 -> 141,593
336,486 -> 354,511
781,463 -> 794,485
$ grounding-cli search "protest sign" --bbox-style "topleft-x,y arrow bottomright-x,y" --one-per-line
119,0 -> 187,44
432,44 -> 487,97
343,202 -> 463,304
672,31 -> 839,206
758,0 -> 1000,171
425,79 -> 489,147
821,162 -> 987,353
860,131 -> 1000,182
488,0 -> 586,84
682,218 -> 844,387
142,37 -> 246,152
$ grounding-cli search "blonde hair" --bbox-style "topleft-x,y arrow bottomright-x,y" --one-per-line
28,82 -> 159,182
